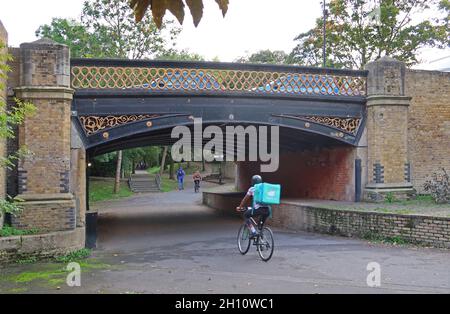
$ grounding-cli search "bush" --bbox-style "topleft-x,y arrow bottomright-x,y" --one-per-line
56,248 -> 92,263
423,168 -> 450,204
90,159 -> 117,177
0,196 -> 24,225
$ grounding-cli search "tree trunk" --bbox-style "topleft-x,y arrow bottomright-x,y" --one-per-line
169,157 -> 174,180
114,150 -> 123,194
159,146 -> 168,177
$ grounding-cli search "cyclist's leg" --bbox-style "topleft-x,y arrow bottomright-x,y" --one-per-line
243,208 -> 257,231
244,208 -> 252,225
253,207 -> 270,229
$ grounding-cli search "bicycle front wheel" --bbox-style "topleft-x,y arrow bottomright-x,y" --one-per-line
257,227 -> 274,262
237,224 -> 251,255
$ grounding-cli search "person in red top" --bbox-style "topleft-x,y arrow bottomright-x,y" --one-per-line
193,171 -> 202,192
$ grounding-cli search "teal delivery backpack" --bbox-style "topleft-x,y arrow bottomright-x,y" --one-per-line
253,183 -> 281,205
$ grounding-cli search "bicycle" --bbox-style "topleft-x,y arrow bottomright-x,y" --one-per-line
194,180 -> 200,193
236,207 -> 274,262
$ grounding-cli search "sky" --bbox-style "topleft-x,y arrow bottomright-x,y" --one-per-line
0,0 -> 449,70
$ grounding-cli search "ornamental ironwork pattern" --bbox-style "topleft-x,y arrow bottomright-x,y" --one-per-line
79,114 -> 160,135
71,66 -> 366,97
300,116 -> 361,135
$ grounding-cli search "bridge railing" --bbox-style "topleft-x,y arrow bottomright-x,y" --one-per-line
70,59 -> 367,98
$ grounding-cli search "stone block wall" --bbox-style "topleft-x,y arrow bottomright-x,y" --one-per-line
406,69 -> 450,193
0,227 -> 85,263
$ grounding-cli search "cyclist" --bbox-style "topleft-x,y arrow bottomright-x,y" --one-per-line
236,175 -> 271,238
192,171 -> 202,192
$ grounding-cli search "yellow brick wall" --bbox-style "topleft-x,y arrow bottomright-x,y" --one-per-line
19,98 -> 71,194
367,104 -> 409,184
406,70 -> 450,192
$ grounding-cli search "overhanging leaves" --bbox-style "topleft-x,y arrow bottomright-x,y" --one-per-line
130,0 -> 229,28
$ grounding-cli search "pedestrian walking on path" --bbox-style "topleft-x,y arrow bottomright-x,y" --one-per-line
176,166 -> 186,190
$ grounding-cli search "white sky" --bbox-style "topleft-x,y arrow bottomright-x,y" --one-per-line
0,0 -> 449,70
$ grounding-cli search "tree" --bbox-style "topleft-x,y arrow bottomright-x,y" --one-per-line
37,0 -> 180,59
37,0 -> 183,193
130,0 -> 229,28
81,0 -> 180,59
156,49 -> 205,61
35,18 -> 110,58
159,146 -> 169,177
236,49 -> 291,65
113,150 -> 123,194
290,0 -> 450,69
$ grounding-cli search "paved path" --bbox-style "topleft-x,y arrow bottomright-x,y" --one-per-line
1,181 -> 449,294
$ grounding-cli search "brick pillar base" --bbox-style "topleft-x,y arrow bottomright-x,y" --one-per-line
364,57 -> 415,202
13,39 -> 76,232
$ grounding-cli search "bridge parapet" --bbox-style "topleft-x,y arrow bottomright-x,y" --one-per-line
71,59 -> 367,99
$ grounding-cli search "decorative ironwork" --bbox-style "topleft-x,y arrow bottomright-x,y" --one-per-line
282,115 -> 361,135
79,114 -> 160,135
71,65 -> 366,97
302,116 -> 361,135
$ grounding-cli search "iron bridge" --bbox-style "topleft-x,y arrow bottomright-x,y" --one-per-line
70,59 -> 367,155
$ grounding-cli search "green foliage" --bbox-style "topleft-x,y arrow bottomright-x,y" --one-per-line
1,41 -> 36,220
0,194 -> 24,220
0,43 -> 36,141
55,248 -> 92,263
92,147 -> 162,177
236,49 -> 292,65
384,192 -> 396,203
35,18 -> 108,58
0,225 -> 39,237
159,177 -> 178,193
36,0 -> 181,59
290,0 -> 450,68
89,180 -> 133,202
90,156 -> 118,177
16,256 -> 38,265
156,49 -> 205,61
363,232 -> 409,245
4,259 -> 109,286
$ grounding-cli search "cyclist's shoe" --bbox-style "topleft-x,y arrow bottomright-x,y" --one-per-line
249,230 -> 258,239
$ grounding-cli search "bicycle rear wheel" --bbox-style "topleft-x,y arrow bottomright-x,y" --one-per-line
237,224 -> 251,255
257,227 -> 274,262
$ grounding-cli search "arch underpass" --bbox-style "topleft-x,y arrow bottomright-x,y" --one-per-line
71,58 -> 367,202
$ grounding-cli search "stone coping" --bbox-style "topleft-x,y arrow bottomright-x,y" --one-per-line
14,86 -> 74,100
280,201 -> 450,221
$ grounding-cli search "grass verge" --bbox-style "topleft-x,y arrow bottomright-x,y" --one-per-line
89,180 -> 133,203
0,226 -> 39,237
